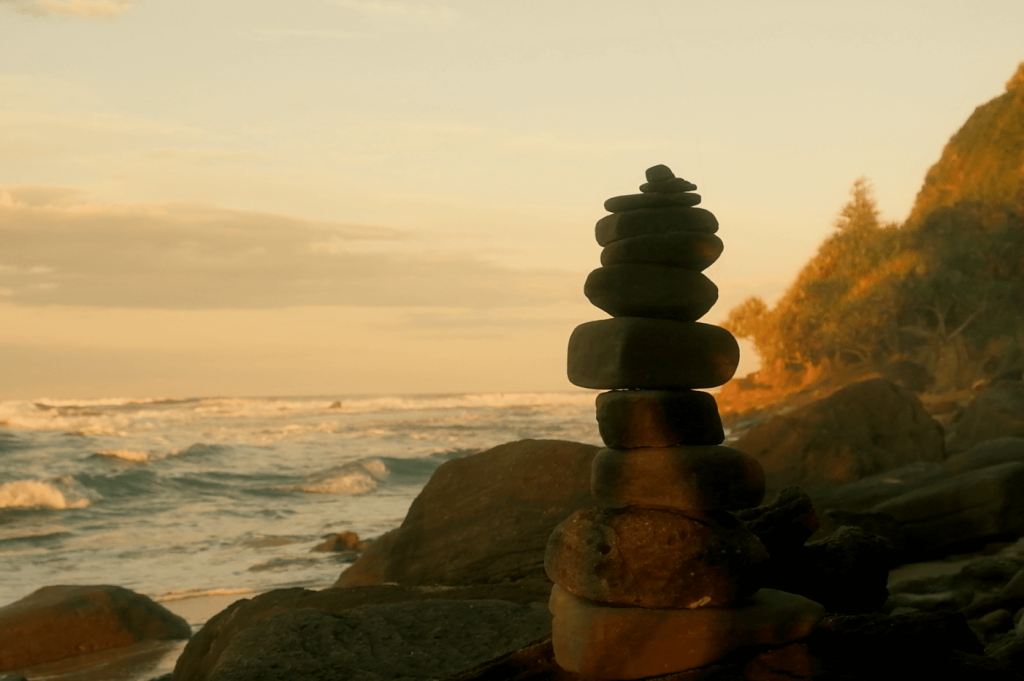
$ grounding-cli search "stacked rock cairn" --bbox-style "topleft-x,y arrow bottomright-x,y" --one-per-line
544,165 -> 826,679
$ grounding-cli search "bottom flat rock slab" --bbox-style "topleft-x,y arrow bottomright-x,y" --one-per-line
548,586 -> 824,680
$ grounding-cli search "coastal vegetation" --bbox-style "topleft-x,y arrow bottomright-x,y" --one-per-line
724,62 -> 1024,393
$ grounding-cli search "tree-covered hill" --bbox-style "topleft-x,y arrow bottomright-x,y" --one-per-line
724,62 -> 1024,393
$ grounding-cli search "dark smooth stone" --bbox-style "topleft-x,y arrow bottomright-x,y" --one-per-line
595,207 -> 718,246
583,264 -> 718,321
645,164 -> 675,183
640,177 -> 697,193
604,192 -> 701,213
591,445 -> 765,511
567,318 -> 740,390
595,389 -> 724,448
600,231 -> 724,271
544,506 -> 768,608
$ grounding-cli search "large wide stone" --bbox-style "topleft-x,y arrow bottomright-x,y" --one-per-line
595,207 -> 718,246
334,439 -> 599,588
0,585 -> 191,671
733,378 -> 945,498
583,264 -> 718,321
604,192 -> 701,212
548,585 -> 824,680
567,318 -> 739,390
544,506 -> 768,608
595,389 -> 724,448
600,231 -> 724,271
591,445 -> 764,511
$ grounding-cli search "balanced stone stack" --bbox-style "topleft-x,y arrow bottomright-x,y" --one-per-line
545,166 -> 825,680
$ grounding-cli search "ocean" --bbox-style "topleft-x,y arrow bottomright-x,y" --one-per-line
0,392 -> 602,610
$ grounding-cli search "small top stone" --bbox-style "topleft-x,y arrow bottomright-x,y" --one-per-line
646,165 -> 676,183
640,165 -> 698,194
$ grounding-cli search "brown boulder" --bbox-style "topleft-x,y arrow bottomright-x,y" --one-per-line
595,207 -> 718,245
0,585 -> 191,671
544,506 -> 768,608
599,231 -> 724,271
949,381 -> 1024,453
733,378 -> 944,497
334,439 -> 599,588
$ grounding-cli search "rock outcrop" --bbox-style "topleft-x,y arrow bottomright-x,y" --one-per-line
0,585 -> 191,671
949,381 -> 1024,453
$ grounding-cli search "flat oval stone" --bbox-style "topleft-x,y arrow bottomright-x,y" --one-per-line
584,264 -> 718,321
600,231 -> 724,271
604,192 -> 701,213
591,445 -> 765,511
567,318 -> 739,390
544,506 -> 768,608
596,389 -> 724,448
596,207 -> 718,246
640,177 -> 697,193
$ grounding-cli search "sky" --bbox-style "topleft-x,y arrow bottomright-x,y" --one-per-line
1,0 -> 1023,399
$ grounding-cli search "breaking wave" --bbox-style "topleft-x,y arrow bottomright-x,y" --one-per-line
0,476 -> 99,509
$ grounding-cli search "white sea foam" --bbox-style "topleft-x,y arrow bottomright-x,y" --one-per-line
94,449 -> 151,462
153,587 -> 254,602
0,477 -> 98,509
280,459 -> 389,495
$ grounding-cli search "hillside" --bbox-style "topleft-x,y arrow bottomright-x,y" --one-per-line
721,61 -> 1024,409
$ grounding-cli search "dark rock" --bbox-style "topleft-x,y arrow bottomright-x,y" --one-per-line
584,264 -> 718,321
334,439 -> 599,588
736,487 -> 820,557
881,359 -> 933,393
766,526 -> 894,614
0,584 -> 191,671
603,192 -> 701,212
886,590 -> 973,613
809,461 -> 947,514
968,609 -> 1014,643
640,177 -> 697,193
201,599 -> 550,681
999,569 -> 1024,602
174,582 -> 554,681
950,380 -> 1024,453
986,633 -> 1024,674
946,437 -> 1024,475
591,445 -> 764,511
0,675 -> 29,681
872,462 -> 1024,554
313,531 -> 367,552
567,318 -> 740,390
645,164 -> 676,183
600,231 -> 724,271
544,506 -> 768,609
815,509 -> 906,558
595,207 -> 718,246
733,378 -> 945,498
595,389 -> 724,449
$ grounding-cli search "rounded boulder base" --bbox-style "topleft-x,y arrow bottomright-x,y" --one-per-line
591,445 -> 765,511
595,207 -> 718,246
595,389 -> 724,449
584,265 -> 718,322
600,231 -> 724,271
566,318 -> 740,390
604,192 -> 701,213
544,506 -> 768,609
549,585 -> 825,680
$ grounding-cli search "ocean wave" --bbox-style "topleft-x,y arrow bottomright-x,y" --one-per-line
0,476 -> 100,509
93,449 -> 152,462
278,459 -> 389,495
333,391 -> 597,415
152,587 -> 254,602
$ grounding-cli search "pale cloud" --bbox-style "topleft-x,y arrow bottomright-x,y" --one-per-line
1,0 -> 134,17
0,186 -> 578,310
327,0 -> 457,24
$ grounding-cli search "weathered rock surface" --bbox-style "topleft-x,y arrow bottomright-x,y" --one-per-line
544,506 -> 768,608
951,383 -> 1024,452
334,439 -> 599,588
174,582 -> 554,681
200,599 -> 550,681
448,611 -> 1015,681
733,378 -> 944,497
600,231 -> 724,271
0,585 -> 191,671
548,586 -> 824,680
736,487 -> 820,558
603,192 -> 701,213
595,389 -> 724,449
591,445 -> 764,511
595,207 -> 718,246
567,318 -> 740,390
583,264 -> 718,321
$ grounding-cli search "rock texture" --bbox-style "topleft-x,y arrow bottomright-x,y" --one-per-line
950,381 -> 1024,453
733,378 -> 945,497
334,439 -> 599,588
0,585 -> 191,671
594,389 -> 724,449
